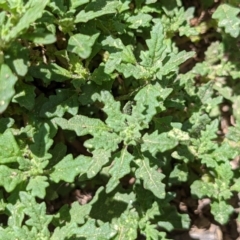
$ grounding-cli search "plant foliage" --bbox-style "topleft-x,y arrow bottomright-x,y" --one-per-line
0,0 -> 240,239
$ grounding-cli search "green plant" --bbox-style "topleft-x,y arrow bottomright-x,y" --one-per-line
0,0 -> 240,239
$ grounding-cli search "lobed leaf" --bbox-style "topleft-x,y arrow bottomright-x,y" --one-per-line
19,192 -> 52,234
86,149 -> 111,178
212,4 -> 240,38
141,131 -> 178,155
67,32 -> 100,59
50,154 -> 89,183
161,50 -> 195,76
0,166 -> 24,192
0,118 -> 14,133
12,82 -> 35,110
112,210 -> 139,240
0,64 -> 18,113
106,148 -> 134,193
158,205 -> 190,231
29,123 -> 53,162
4,0 -> 50,42
132,83 -> 172,124
135,157 -> 166,199
26,176 -> 49,199
92,90 -> 126,131
54,115 -> 110,136
74,219 -> 117,239
75,0 -> 120,23
0,129 -> 21,163
71,0 -> 90,9
29,63 -> 72,85
211,201 -> 234,225
40,89 -> 78,118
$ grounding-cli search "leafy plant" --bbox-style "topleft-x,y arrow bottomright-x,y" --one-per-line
0,0 -> 240,239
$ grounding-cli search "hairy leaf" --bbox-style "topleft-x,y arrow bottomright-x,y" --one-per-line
0,64 -> 18,113
106,148 -> 134,193
0,129 -> 21,163
12,82 -> 35,110
67,32 -> 100,59
213,4 -> 240,38
26,176 -> 49,199
54,115 -> 110,136
4,0 -> 49,42
141,131 -> 178,155
75,0 -> 120,23
211,201 -> 234,225
0,166 -> 24,192
50,154 -> 88,183
40,89 -> 78,118
135,157 -> 166,199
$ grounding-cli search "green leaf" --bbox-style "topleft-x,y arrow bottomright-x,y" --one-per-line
75,0 -> 120,23
86,149 -> 111,178
106,148 -> 134,193
161,50 -> 195,76
48,142 -> 67,168
143,224 -> 170,240
127,13 -> 152,29
56,115 -> 122,151
168,128 -> 190,142
227,120 -> 240,142
191,180 -> 212,199
141,131 -> 178,155
91,64 -> 113,85
84,131 -> 121,152
0,129 -> 21,163
0,166 -> 24,192
89,187 -> 135,222
191,177 -> 232,200
169,163 -> 188,184
158,205 -> 190,231
67,32 -> 100,59
12,82 -> 35,110
6,202 -> 25,227
4,226 -> 37,240
211,201 -> 234,224
78,81 -> 112,105
54,115 -> 110,136
0,118 -> 14,133
26,176 -> 49,199
141,19 -> 165,67
19,192 -> 52,233
4,0 -> 50,42
212,4 -> 240,38
24,28 -> 56,44
71,0 -> 89,9
69,201 -> 92,225
135,156 -> 166,199
133,83 -> 172,124
47,1 -> 67,17
40,89 -> 78,118
112,210 -> 139,240
50,154 -> 88,183
74,219 -> 117,239
230,179 -> 240,192
29,123 -> 53,161
92,90 -> 126,132
101,36 -> 137,75
215,163 -> 233,184
51,223 -> 77,240
29,63 -> 71,85
4,42 -> 28,76
0,64 -> 18,113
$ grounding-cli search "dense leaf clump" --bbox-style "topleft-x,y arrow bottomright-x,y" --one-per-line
0,0 -> 240,239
